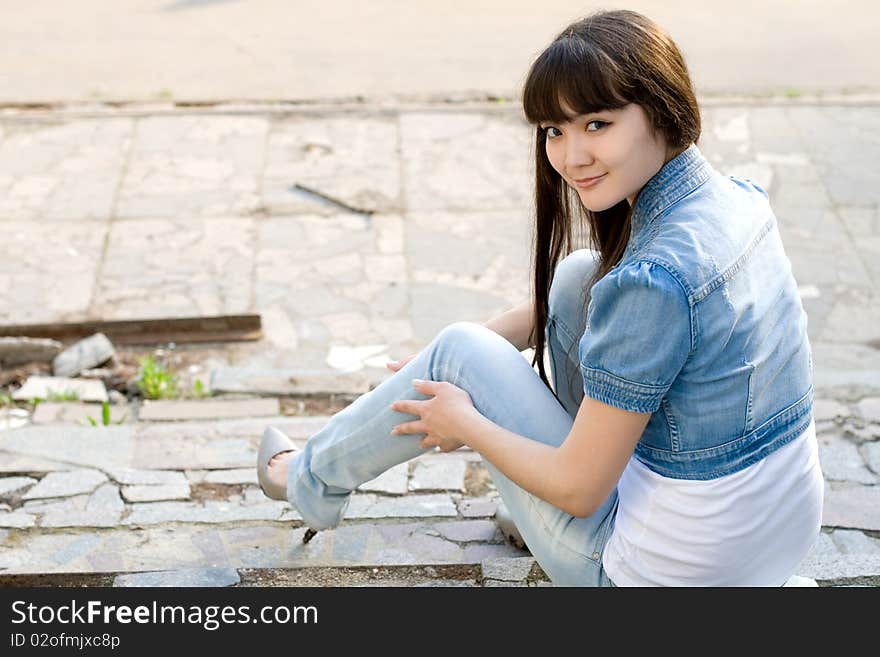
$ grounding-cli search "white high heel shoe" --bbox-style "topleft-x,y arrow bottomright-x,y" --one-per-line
257,426 -> 318,543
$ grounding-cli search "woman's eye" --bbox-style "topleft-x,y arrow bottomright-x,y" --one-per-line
543,126 -> 561,138
586,120 -> 608,132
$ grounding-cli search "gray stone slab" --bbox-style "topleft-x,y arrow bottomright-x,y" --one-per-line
818,434 -> 878,484
22,496 -> 88,513
105,468 -> 188,486
0,476 -> 37,496
210,367 -> 371,395
31,402 -> 130,425
91,218 -> 255,320
0,511 -> 36,528
122,484 -> 191,503
262,118 -> 401,214
116,116 -> 267,219
863,442 -> 880,476
129,417 -> 325,471
48,535 -> 103,567
0,118 -> 130,222
813,399 -> 850,423
123,500 -> 288,526
13,376 -> 108,403
457,496 -> 499,518
0,409 -> 29,431
856,398 -> 880,424
345,493 -> 458,520
0,221 -> 106,325
481,556 -> 537,582
482,580 -> 528,587
52,333 -> 114,378
409,458 -> 467,492
811,343 -> 880,396
432,520 -> 501,543
114,568 -> 241,588
410,283 -> 513,342
138,398 -> 281,422
795,553 -> 880,583
830,529 -> 880,555
805,532 -> 840,559
40,484 -> 124,528
0,337 -> 61,367
359,463 -> 409,495
22,469 -> 108,500
204,468 -> 258,485
823,483 -> 880,530
400,113 -> 531,211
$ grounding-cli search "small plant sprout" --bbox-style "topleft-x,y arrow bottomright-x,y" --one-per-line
136,356 -> 180,400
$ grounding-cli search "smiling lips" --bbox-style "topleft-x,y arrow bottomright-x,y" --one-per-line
572,173 -> 607,189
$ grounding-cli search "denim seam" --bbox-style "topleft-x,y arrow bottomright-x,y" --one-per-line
691,213 -> 776,303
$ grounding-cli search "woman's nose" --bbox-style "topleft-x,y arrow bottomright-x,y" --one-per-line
565,133 -> 594,169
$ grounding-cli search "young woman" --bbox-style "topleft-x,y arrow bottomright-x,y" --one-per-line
257,9 -> 823,586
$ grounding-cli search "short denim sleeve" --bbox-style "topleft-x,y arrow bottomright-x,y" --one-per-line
579,260 -> 693,413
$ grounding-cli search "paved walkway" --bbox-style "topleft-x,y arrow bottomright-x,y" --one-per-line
1,98 -> 879,586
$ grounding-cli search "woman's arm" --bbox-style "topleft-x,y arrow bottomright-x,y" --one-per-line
460,396 -> 650,517
482,298 -> 535,352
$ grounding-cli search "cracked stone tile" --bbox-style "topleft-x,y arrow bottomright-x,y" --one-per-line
91,218 -> 255,320
123,500 -> 288,525
0,511 -> 36,528
856,398 -> 880,424
262,118 -> 400,214
359,463 -> 409,495
346,493 -> 458,519
817,434 -> 878,484
409,459 -> 467,492
0,118 -> 131,222
122,483 -> 192,503
813,399 -> 850,423
457,496 -> 500,518
117,115 -> 267,218
13,376 -> 108,403
481,556 -> 537,582
138,398 -> 281,422
106,468 -> 188,486
830,529 -> 880,555
40,483 -> 124,528
22,469 -> 108,500
114,567 -> 241,587
400,113 -> 531,211
822,482 -> 880,531
0,476 -> 38,496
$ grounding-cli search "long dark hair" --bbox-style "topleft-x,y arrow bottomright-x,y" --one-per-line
522,9 -> 702,399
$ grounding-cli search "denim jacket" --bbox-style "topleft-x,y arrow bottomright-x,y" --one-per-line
578,144 -> 813,480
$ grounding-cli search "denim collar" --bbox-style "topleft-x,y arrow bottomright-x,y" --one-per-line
629,143 -> 713,240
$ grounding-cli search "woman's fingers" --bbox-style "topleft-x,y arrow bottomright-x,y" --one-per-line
392,420 -> 427,436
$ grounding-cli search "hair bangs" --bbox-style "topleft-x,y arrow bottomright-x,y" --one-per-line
523,35 -> 630,125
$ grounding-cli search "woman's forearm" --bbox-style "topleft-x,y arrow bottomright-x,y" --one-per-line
482,298 -> 535,352
460,411 -> 588,517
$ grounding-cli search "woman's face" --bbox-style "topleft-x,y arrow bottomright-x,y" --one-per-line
540,102 -> 670,211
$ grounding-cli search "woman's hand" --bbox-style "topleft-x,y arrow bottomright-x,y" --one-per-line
390,379 -> 480,452
386,352 -> 419,372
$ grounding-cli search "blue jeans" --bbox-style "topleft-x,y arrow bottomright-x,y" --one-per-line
285,249 -> 618,587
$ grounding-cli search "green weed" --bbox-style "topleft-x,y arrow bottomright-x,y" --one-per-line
85,401 -> 128,426
47,388 -> 80,402
136,356 -> 180,400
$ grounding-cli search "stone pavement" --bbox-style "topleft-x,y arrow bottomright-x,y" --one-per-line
1,98 -> 879,586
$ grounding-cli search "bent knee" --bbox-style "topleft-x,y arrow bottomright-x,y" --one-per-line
549,249 -> 599,316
